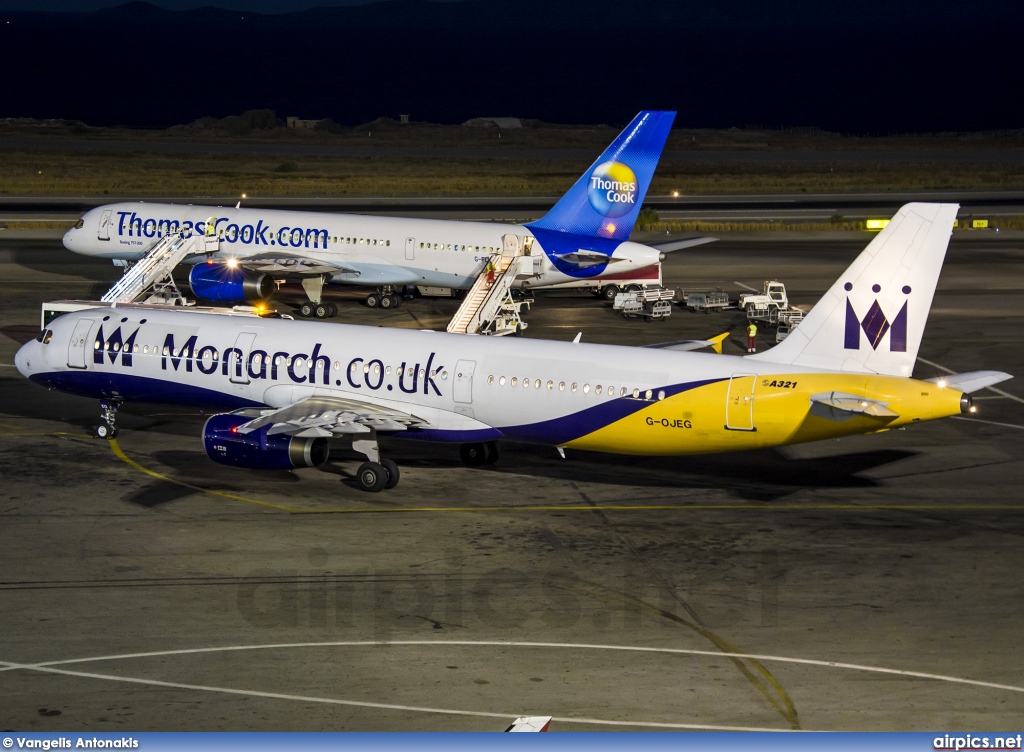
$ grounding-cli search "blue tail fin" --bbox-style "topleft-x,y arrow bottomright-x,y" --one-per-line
527,110 -> 675,240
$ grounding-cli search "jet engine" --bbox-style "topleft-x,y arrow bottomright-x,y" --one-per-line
203,414 -> 329,470
189,263 -> 274,303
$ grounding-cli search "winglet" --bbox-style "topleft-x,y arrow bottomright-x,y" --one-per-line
708,331 -> 728,354
505,716 -> 552,732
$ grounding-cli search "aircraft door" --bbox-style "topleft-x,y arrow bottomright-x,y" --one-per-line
502,233 -> 520,259
405,237 -> 416,261
98,210 -> 112,241
725,373 -> 756,431
67,319 -> 96,369
229,331 -> 256,385
453,359 -> 476,404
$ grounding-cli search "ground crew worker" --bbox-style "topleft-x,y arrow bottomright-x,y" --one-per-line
746,322 -> 758,353
205,216 -> 218,237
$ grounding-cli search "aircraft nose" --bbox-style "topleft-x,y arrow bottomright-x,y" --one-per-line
62,229 -> 76,250
14,341 -> 34,378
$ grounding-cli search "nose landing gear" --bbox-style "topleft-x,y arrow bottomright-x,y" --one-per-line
95,399 -> 121,439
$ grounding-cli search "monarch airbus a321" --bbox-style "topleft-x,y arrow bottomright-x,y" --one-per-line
18,203 -> 1011,492
60,111 -> 708,315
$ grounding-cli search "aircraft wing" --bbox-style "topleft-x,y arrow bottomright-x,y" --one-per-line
924,370 -> 1013,393
236,396 -> 428,437
809,391 -> 898,422
643,332 -> 728,354
648,236 -> 718,253
238,253 -> 360,277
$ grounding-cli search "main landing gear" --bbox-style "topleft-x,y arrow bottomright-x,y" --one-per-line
460,441 -> 499,467
94,399 -> 121,439
365,286 -> 402,310
298,301 -> 337,319
296,275 -> 338,319
351,432 -> 401,493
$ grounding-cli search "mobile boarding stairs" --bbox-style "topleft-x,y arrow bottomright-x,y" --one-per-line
446,234 -> 541,336
101,232 -> 219,305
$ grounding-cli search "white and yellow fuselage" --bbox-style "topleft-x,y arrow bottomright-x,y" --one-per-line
16,308 -> 968,456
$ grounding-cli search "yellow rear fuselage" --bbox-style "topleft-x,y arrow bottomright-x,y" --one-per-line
565,373 -> 965,455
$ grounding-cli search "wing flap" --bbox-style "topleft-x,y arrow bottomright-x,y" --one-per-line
239,254 -> 359,276
239,396 -> 427,437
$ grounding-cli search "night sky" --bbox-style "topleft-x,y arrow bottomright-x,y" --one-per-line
0,0 -> 392,10
1,0 -> 1021,131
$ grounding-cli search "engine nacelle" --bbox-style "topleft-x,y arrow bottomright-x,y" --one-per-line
203,414 -> 329,470
189,263 -> 274,303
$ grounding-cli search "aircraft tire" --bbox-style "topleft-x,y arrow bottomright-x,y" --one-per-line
299,302 -> 314,318
95,424 -> 117,439
366,294 -> 381,308
326,304 -> 338,317
483,441 -> 499,465
601,284 -> 620,301
314,303 -> 330,319
389,295 -> 402,309
381,458 -> 401,489
460,443 -> 489,467
357,461 -> 388,492
379,294 -> 394,310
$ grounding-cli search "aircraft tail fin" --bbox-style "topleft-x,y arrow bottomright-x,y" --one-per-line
526,110 -> 675,241
749,203 -> 959,377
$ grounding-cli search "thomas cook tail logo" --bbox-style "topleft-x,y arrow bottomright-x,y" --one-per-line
843,282 -> 910,352
587,161 -> 638,218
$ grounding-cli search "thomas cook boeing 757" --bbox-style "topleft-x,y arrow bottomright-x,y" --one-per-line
18,204 -> 1011,492
61,111 -> 708,315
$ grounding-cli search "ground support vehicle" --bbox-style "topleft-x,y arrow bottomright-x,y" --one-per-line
738,281 -> 805,324
613,287 -> 675,322
679,289 -> 731,313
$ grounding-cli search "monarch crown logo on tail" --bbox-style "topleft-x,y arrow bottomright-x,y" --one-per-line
843,282 -> 911,352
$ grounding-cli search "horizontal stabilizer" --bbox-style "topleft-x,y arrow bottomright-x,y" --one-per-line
551,249 -> 620,267
643,331 -> 728,354
925,370 -> 1013,393
810,391 -> 898,422
650,236 -> 718,253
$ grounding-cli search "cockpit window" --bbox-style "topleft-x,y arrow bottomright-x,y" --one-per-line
35,329 -> 53,344
74,219 -> 85,229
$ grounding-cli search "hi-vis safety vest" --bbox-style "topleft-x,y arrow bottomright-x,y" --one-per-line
205,217 -> 217,236
747,323 -> 757,337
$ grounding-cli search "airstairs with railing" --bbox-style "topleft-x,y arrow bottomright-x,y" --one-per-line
101,233 -> 218,305
446,234 -> 539,336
